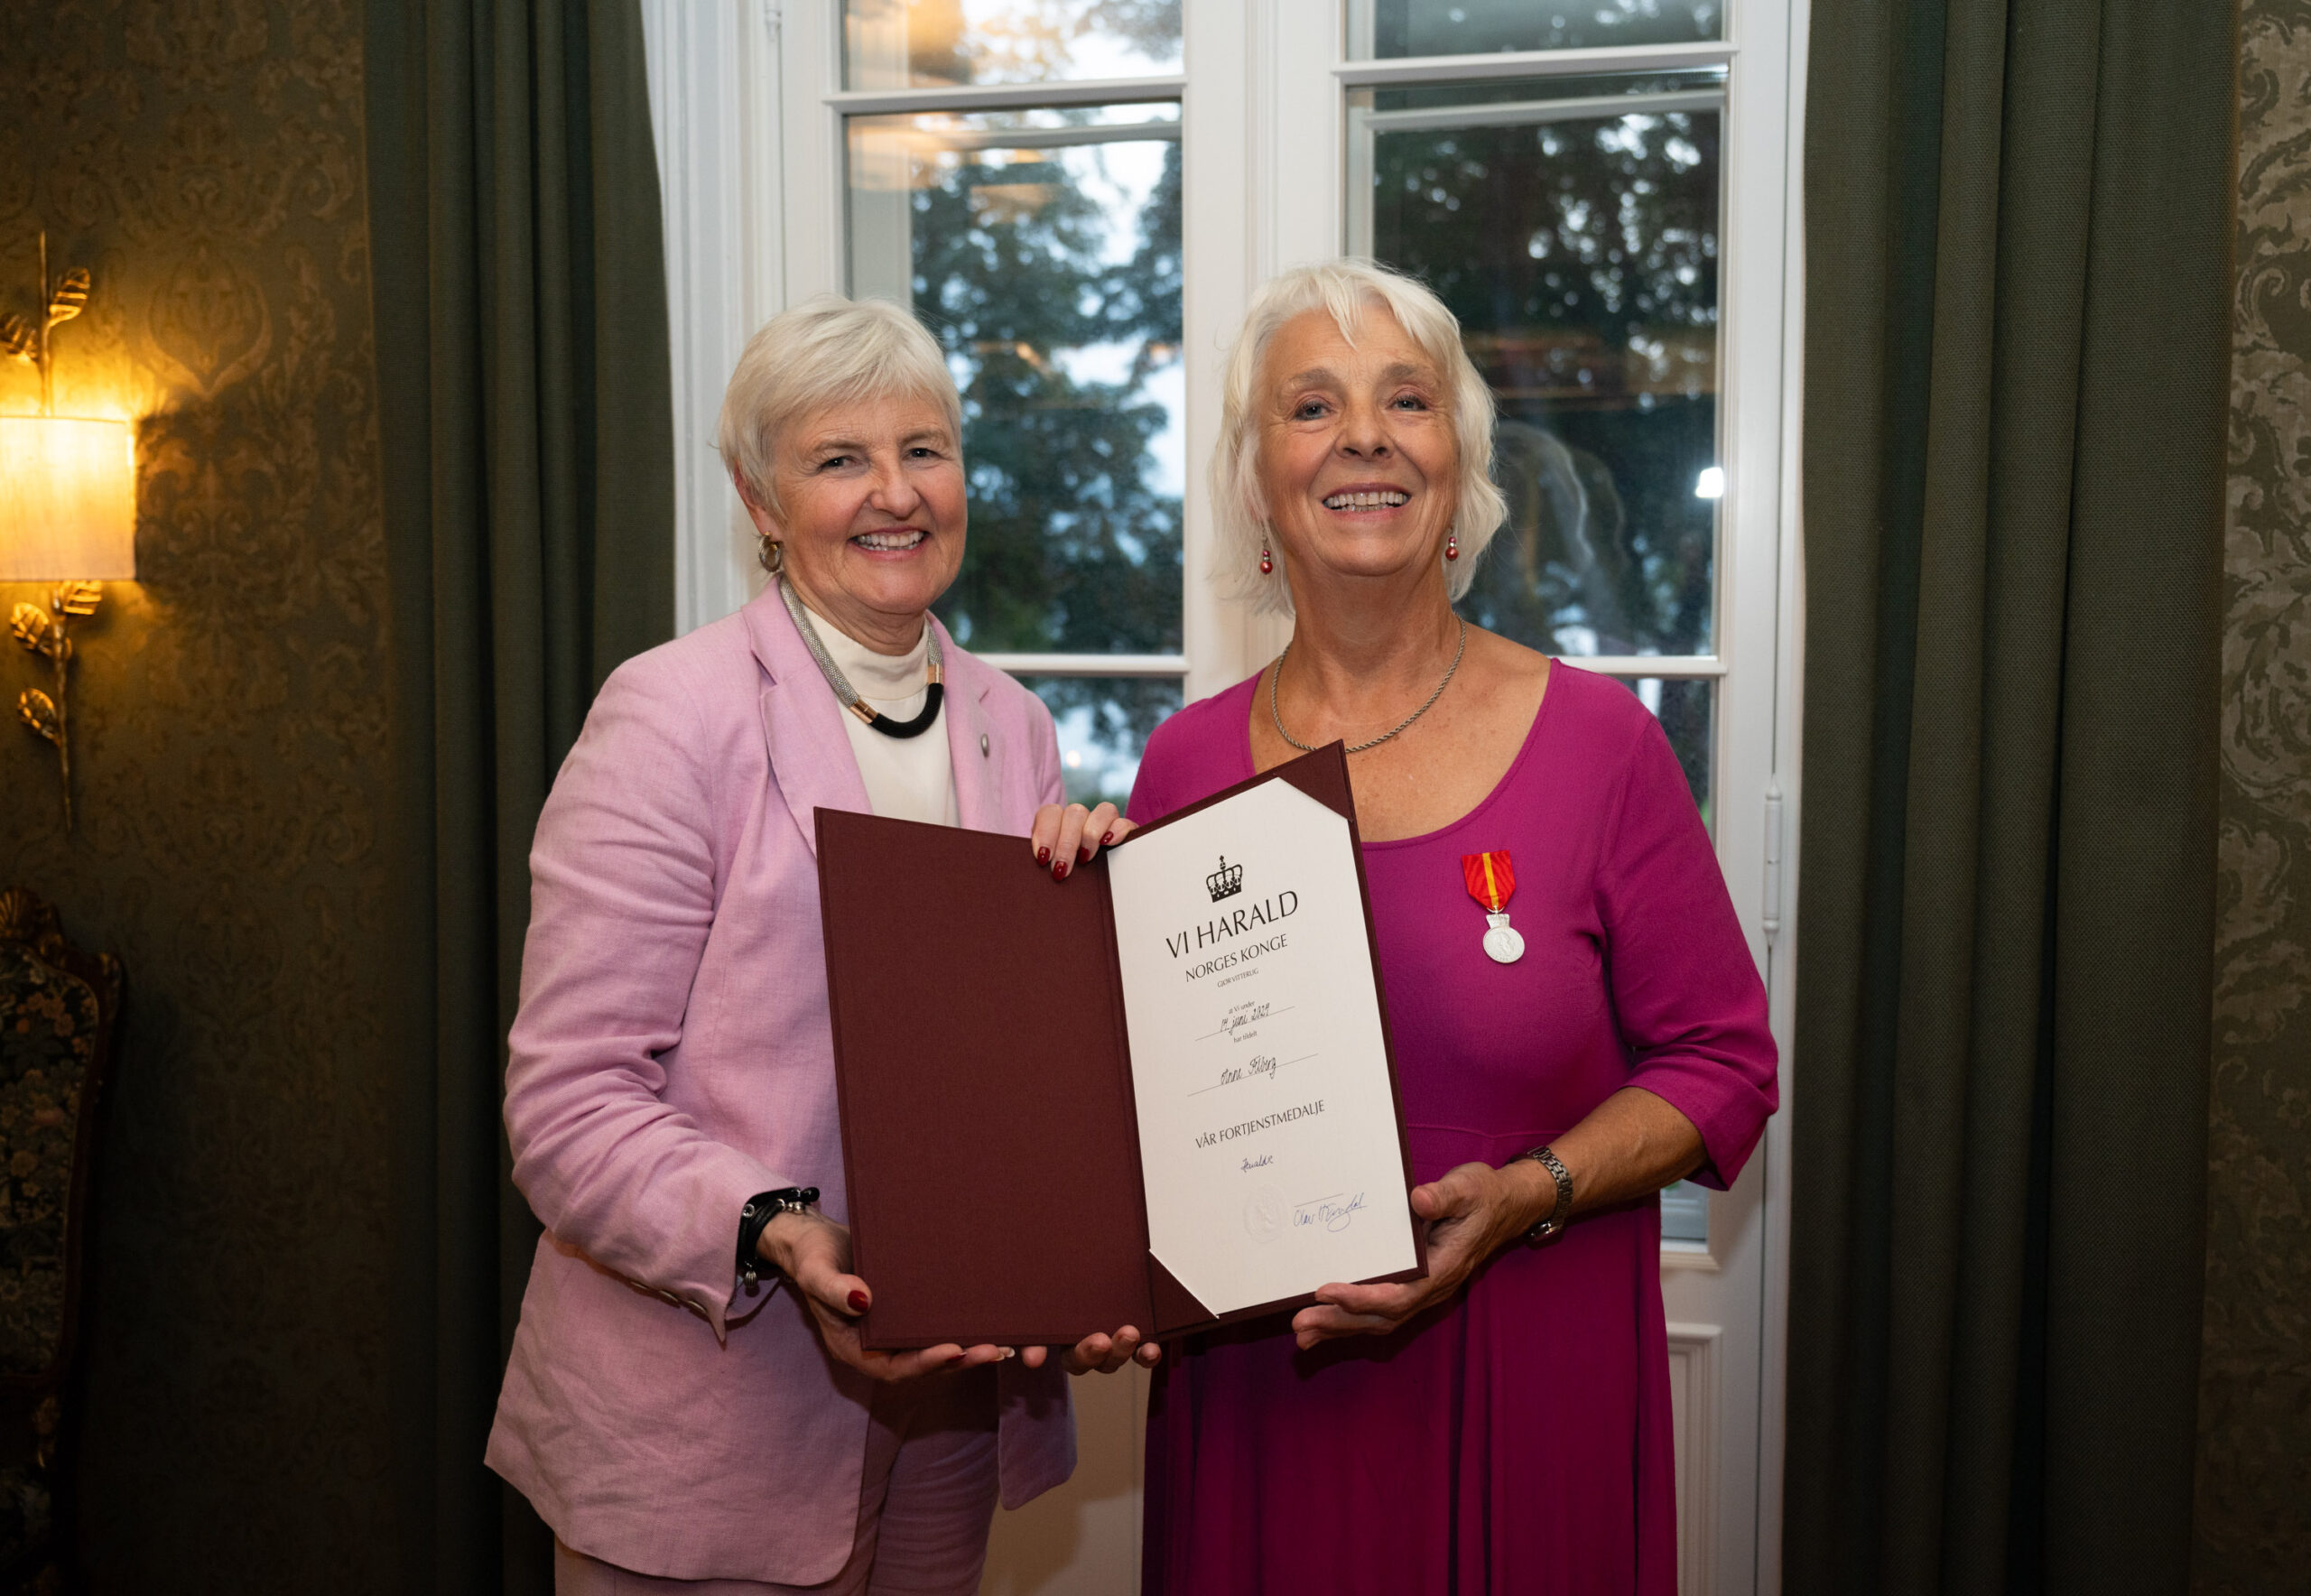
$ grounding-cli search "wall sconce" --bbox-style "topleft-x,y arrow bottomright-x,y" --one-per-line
2,233 -> 135,832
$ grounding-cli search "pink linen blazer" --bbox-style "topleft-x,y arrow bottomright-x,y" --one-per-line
486,587 -> 1075,1585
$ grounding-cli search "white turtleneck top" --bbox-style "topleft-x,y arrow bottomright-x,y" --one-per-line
802,600 -> 960,828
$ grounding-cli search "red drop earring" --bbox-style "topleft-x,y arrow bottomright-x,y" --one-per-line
1259,541 -> 1274,576
1445,531 -> 1459,561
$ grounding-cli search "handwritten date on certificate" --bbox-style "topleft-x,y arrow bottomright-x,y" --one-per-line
1209,1002 -> 1274,1044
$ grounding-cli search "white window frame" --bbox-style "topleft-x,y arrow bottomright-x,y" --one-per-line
640,5 -> 1808,1589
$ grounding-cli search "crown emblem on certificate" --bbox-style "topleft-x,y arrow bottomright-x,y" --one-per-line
1461,850 -> 1525,964
1206,855 -> 1244,903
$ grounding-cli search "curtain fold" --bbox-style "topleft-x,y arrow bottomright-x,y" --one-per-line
363,3 -> 675,1589
1788,3 -> 2234,1592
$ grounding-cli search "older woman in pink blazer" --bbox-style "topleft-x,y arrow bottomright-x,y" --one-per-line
487,296 -> 1153,1595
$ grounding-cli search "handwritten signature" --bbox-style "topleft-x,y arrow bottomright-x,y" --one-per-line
1211,1054 -> 1277,1093
1188,1051 -> 1317,1099
1293,1192 -> 1368,1233
1240,1154 -> 1273,1173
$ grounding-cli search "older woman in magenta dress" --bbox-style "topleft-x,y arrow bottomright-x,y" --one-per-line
1119,262 -> 1777,1594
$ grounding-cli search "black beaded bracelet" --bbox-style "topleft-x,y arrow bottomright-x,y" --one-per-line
737,1187 -> 818,1285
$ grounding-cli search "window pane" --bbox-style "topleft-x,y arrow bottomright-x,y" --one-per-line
1015,675 -> 1184,807
1364,81 -> 1722,658
1607,676 -> 1712,823
847,106 -> 1184,655
1659,1179 -> 1708,1245
845,0 -> 1182,90
1350,0 -> 1722,59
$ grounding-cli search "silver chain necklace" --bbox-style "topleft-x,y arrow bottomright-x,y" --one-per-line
1269,616 -> 1468,755
778,578 -> 947,739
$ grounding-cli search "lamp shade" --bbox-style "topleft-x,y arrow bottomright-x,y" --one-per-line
0,415 -> 137,580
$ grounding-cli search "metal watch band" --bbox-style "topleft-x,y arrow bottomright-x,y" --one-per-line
738,1186 -> 819,1285
1517,1146 -> 1573,1244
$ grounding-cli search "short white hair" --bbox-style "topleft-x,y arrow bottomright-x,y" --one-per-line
1211,259 -> 1506,613
718,294 -> 963,518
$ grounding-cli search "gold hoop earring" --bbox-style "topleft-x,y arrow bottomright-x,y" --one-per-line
758,536 -> 784,576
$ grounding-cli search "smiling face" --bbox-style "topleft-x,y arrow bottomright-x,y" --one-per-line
741,391 -> 968,651
1254,305 -> 1460,601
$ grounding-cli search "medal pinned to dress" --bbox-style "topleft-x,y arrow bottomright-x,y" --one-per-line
1461,849 -> 1525,964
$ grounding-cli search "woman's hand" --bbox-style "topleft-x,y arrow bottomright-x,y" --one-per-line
1291,1090 -> 1706,1350
1018,1328 -> 1162,1375
1027,801 -> 1135,879
762,1210 -> 1016,1382
1288,1158 -> 1556,1350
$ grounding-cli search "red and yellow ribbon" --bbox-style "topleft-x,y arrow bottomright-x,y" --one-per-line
1461,850 -> 1516,914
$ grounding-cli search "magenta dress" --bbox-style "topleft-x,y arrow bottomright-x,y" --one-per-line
1128,663 -> 1777,1596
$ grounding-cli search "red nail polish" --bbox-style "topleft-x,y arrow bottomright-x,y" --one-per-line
1102,830 -> 1117,845
1077,846 -> 1091,863
1054,860 -> 1070,879
1037,847 -> 1050,864
848,1289 -> 869,1313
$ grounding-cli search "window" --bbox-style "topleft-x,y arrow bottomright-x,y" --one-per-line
840,2 -> 1190,807
1347,17 -> 1731,823
1335,5 -> 1749,1245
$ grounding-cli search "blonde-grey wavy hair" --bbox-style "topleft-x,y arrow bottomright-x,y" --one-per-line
717,293 -> 962,523
1212,259 -> 1505,614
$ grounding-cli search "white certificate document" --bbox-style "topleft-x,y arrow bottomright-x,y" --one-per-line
1107,776 -> 1420,1317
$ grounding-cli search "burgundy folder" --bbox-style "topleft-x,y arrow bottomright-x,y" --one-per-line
815,742 -> 1425,1350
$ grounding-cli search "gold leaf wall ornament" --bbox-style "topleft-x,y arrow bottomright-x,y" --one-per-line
16,691 -> 59,747
4,242 -> 114,836
45,267 -> 88,328
15,237 -> 94,414
9,585 -> 90,827
9,605 -> 54,656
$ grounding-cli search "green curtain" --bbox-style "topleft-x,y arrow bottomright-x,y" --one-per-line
1787,3 -> 2233,1592
362,2 -> 675,1589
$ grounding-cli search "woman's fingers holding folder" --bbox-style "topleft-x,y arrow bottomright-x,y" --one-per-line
774,1211 -> 1015,1382
1288,1162 -> 1533,1350
1027,802 -> 1136,879
798,1285 -> 1015,1383
1050,1327 -> 1165,1375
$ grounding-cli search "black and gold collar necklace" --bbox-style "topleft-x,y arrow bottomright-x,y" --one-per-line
779,578 -> 945,739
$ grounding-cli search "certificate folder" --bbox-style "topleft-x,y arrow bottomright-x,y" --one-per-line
815,743 -> 1426,1350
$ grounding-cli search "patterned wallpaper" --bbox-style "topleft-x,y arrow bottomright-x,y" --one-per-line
0,1 -> 395,1588
2196,2 -> 2311,1589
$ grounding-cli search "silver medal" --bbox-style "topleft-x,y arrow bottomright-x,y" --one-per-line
1482,910 -> 1525,965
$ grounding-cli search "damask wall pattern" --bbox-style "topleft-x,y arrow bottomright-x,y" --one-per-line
0,0 -> 395,1587
2195,2 -> 2311,1588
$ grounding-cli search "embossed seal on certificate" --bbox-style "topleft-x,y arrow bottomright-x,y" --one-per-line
1243,1185 -> 1288,1244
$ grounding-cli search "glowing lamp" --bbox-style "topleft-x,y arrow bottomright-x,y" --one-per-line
0,416 -> 136,580
4,234 -> 133,831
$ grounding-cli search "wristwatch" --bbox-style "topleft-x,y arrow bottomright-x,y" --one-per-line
1514,1146 -> 1573,1244
737,1187 -> 819,1285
